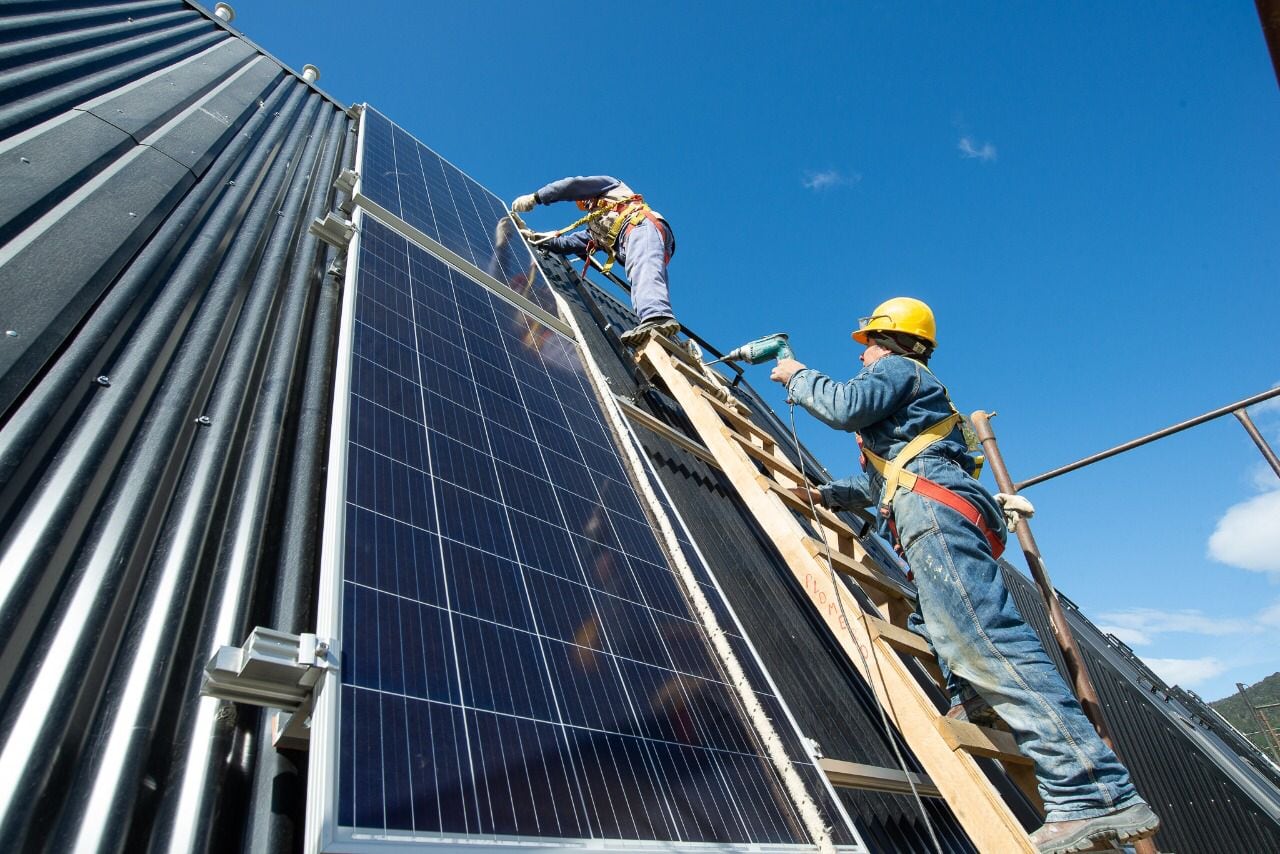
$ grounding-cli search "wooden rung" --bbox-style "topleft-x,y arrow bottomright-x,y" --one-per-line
866,614 -> 946,687
865,615 -> 933,661
801,537 -> 911,601
757,477 -> 856,539
700,389 -> 773,446
729,430 -> 808,483
936,717 -> 1033,766
648,328 -> 706,369
819,758 -> 942,798
671,358 -> 737,402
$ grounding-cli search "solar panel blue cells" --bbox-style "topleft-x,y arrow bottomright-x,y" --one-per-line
359,106 -> 559,316
331,212 -> 859,849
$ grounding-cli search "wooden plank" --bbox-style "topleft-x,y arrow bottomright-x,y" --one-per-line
757,476 -> 857,540
865,614 -> 945,687
670,358 -> 736,402
634,336 -> 1038,852
865,615 -> 933,661
701,388 -> 774,447
648,326 -> 707,369
819,758 -> 942,798
729,430 -> 809,484
938,717 -> 1043,810
801,537 -> 911,602
614,396 -> 721,469
936,717 -> 1033,766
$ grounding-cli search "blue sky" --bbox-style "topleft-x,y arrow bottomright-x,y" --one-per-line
221,1 -> 1280,701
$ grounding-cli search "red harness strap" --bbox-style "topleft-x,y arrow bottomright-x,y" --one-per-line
623,210 -> 672,264
886,475 -> 1006,561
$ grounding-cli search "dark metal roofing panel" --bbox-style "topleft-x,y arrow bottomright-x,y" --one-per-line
0,111 -> 134,242
77,37 -> 257,138
0,145 -> 195,414
148,52 -> 282,174
0,2 -> 352,852
0,2 -> 226,138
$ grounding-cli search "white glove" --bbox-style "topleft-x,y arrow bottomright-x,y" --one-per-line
520,227 -> 554,246
511,193 -> 538,213
994,493 -> 1035,531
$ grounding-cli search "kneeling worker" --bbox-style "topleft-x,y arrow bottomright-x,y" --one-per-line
770,297 -> 1159,854
512,177 -> 677,345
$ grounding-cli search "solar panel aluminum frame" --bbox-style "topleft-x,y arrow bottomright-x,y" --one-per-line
306,124 -> 864,853
347,105 -> 571,339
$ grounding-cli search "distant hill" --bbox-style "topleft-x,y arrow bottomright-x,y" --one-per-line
1209,672 -> 1280,759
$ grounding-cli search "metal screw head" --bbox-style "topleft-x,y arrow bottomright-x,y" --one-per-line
195,415 -> 211,426
96,376 -> 111,387
315,641 -> 330,656
19,157 -> 29,164
4,330 -> 16,338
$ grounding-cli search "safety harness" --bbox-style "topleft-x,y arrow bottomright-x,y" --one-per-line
858,375 -> 1005,560
549,194 -> 670,275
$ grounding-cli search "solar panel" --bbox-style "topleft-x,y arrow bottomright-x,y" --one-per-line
359,106 -> 559,316
311,110 -> 863,850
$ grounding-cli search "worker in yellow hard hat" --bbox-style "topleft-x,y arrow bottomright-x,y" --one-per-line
770,297 -> 1159,854
512,177 -> 677,346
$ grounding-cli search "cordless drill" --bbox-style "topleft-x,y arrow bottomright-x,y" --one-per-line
711,332 -> 795,365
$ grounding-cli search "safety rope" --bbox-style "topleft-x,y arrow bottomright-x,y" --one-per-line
557,295 -> 837,853
785,400 -> 945,854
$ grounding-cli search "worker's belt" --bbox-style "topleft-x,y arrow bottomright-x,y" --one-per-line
862,412 -> 1005,559
552,195 -> 670,273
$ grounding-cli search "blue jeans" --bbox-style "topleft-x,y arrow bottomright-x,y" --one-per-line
620,219 -> 673,321
893,484 -> 1142,822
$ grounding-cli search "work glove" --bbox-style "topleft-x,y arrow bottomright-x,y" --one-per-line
994,492 -> 1035,531
511,193 -> 538,213
519,228 -> 555,246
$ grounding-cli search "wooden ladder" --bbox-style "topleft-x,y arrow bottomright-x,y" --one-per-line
632,334 -> 1042,853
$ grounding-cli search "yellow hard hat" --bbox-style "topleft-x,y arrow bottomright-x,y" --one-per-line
852,297 -> 937,347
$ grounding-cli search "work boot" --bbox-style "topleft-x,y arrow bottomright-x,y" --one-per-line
1030,801 -> 1160,853
619,316 -> 680,346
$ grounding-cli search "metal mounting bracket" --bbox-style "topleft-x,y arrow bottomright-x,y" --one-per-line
309,212 -> 354,249
201,627 -> 337,748
333,168 -> 359,197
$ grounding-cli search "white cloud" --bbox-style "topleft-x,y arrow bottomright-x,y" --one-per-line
1207,489 -> 1280,576
1249,463 -> 1280,491
802,169 -> 860,191
1095,625 -> 1152,647
1095,607 -> 1258,645
958,135 -> 997,162
1144,656 -> 1227,688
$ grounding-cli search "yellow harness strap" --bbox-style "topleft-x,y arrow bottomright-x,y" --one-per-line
862,412 -> 961,513
549,195 -> 653,273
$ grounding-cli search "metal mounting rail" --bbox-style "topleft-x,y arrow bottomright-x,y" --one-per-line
1017,385 -> 1280,490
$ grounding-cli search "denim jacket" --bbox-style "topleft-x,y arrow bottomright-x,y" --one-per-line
786,355 -> 1003,535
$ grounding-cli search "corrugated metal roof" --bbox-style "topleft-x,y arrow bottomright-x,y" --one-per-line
0,2 -> 351,850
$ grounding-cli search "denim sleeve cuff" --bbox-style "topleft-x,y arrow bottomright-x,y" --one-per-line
785,368 -> 811,399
